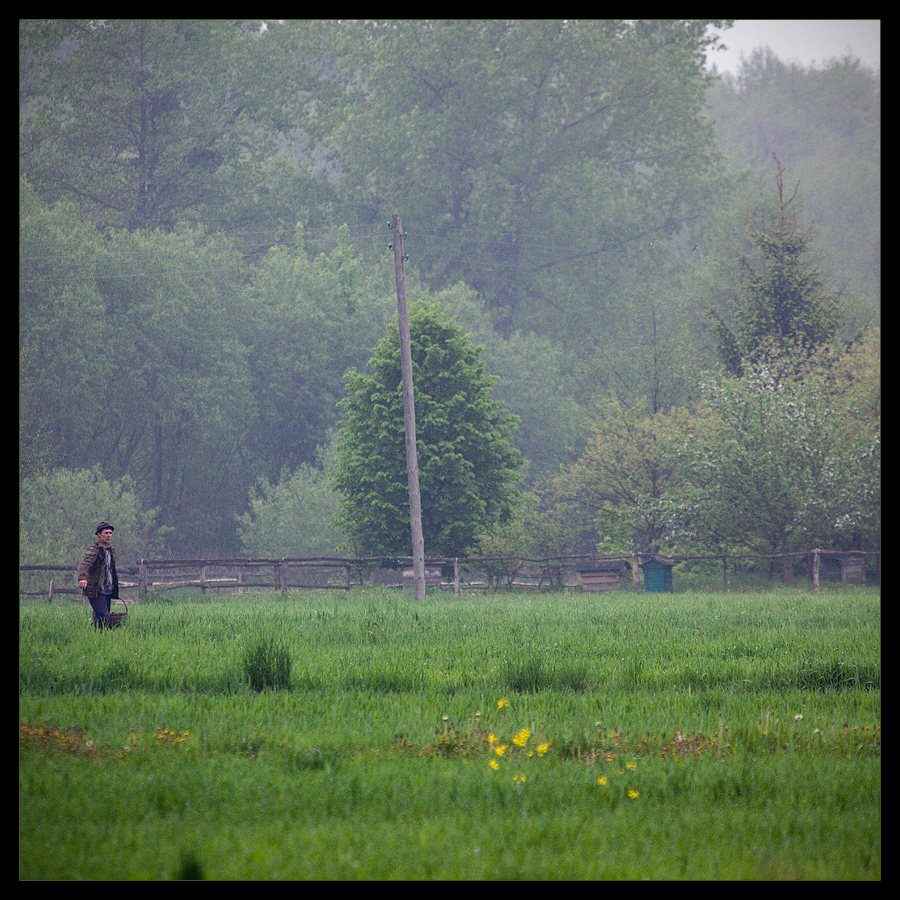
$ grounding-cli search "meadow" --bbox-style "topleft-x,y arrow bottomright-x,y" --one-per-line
19,585 -> 880,880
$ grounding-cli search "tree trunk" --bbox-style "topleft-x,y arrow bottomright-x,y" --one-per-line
782,552 -> 794,585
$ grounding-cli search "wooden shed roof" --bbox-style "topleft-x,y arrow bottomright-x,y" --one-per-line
641,555 -> 674,568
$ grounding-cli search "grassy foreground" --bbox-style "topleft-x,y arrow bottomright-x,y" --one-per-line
20,586 -> 880,880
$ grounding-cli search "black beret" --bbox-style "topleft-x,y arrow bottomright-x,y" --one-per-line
95,522 -> 115,534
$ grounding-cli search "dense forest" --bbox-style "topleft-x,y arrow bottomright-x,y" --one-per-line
19,20 -> 879,567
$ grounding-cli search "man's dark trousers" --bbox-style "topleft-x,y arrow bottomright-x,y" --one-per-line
89,591 -> 113,629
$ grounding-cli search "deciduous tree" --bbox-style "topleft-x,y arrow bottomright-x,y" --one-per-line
19,19 -> 319,248
663,347 -> 879,579
313,19 -> 731,340
552,395 -> 688,555
332,301 -> 522,557
240,225 -> 396,481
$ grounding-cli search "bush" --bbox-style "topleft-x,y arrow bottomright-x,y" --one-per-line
236,455 -> 345,558
19,465 -> 169,567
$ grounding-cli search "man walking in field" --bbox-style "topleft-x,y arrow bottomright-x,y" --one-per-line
77,522 -> 119,629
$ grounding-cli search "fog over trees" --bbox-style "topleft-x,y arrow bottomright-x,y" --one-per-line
20,20 -> 879,563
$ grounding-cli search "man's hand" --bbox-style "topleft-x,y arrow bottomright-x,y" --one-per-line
78,579 -> 87,589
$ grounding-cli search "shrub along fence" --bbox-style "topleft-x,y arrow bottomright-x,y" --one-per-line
20,549 -> 878,603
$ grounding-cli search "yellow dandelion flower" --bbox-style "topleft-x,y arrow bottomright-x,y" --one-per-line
512,773 -> 526,783
513,727 -> 530,747
489,759 -> 499,770
488,733 -> 496,744
598,775 -> 607,785
494,744 -> 508,756
497,698 -> 509,709
626,761 -> 636,770
536,743 -> 549,757
627,789 -> 639,799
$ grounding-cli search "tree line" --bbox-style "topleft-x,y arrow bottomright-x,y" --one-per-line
19,20 -> 879,569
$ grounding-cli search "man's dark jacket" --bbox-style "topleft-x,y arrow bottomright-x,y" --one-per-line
77,541 -> 119,599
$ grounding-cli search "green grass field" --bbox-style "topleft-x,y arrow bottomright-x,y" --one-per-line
19,586 -> 880,880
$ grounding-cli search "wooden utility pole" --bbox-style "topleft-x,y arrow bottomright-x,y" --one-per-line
391,214 -> 426,601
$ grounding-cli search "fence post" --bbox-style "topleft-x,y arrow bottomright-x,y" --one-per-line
631,554 -> 640,590
812,549 -> 821,593
48,576 -> 54,604
139,561 -> 148,600
454,558 -> 461,598
279,560 -> 288,599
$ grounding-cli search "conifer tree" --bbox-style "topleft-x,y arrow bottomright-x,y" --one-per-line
709,156 -> 842,375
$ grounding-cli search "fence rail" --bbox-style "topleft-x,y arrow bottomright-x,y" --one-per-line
20,549 -> 879,602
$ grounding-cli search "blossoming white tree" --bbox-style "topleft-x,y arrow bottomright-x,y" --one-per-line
662,344 -> 879,580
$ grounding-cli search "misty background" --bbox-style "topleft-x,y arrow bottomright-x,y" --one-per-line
20,20 -> 879,564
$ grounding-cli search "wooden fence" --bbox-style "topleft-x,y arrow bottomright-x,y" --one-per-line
20,549 -> 878,602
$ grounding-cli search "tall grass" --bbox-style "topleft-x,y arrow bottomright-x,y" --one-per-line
242,637 -> 291,692
20,586 -> 880,879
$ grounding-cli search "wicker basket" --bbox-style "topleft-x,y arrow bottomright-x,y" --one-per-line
107,603 -> 128,628
91,598 -> 129,628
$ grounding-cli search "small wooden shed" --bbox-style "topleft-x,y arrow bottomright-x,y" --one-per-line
577,559 -> 629,592
402,566 -> 443,589
641,555 -> 674,593
816,552 -> 867,585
